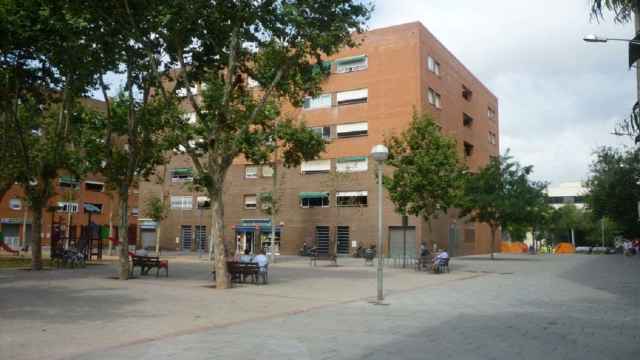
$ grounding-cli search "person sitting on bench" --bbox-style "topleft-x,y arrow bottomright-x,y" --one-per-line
254,249 -> 268,271
432,248 -> 449,272
239,248 -> 253,263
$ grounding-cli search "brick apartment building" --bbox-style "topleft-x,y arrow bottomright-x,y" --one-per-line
139,22 -> 500,257
0,176 -> 139,249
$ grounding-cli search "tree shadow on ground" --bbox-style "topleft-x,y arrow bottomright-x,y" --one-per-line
346,311 -> 639,360
0,283 -> 144,324
558,255 -> 640,302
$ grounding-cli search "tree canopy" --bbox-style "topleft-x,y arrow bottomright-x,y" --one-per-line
586,146 -> 640,238
459,153 -> 547,259
384,112 -> 465,219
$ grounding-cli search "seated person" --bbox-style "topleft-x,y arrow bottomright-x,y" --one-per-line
420,243 -> 431,257
432,249 -> 449,272
253,249 -> 269,271
239,248 -> 253,263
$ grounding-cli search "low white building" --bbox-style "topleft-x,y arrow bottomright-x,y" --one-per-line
546,182 -> 588,210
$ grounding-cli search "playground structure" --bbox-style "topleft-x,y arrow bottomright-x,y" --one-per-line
0,240 -> 19,255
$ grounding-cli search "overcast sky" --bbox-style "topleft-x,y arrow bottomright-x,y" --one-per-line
370,0 -> 635,185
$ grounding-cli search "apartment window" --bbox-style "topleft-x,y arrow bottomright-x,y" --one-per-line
299,192 -> 330,208
301,160 -> 331,174
262,165 -> 274,177
303,94 -> 332,110
488,131 -> 497,145
84,202 -> 103,214
182,112 -> 197,124
463,113 -> 474,128
462,85 -> 473,101
85,181 -> 105,192
336,122 -> 368,138
337,89 -> 368,106
488,107 -> 496,120
311,126 -> 331,140
427,88 -> 441,109
245,165 -> 259,179
57,202 -> 79,213
335,55 -> 368,73
197,196 -> 211,209
244,194 -> 257,209
427,56 -> 440,76
131,208 -> 139,216
58,176 -> 79,189
336,156 -> 368,173
464,142 -> 474,158
176,85 -> 198,97
336,191 -> 368,207
9,198 -> 21,210
171,196 -> 193,210
171,168 -> 193,182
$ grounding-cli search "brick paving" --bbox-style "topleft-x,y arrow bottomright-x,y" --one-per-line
1,254 -> 639,359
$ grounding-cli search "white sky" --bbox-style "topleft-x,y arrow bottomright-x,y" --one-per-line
370,0 -> 635,185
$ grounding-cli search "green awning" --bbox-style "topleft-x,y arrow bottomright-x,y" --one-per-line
172,168 -> 193,176
59,176 -> 78,184
336,55 -> 366,65
299,192 -> 329,199
336,156 -> 367,163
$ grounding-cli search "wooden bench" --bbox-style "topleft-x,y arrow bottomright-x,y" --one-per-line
130,255 -> 168,277
215,261 -> 268,284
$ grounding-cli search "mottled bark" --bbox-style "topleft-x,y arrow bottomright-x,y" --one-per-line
31,208 -> 43,270
210,189 -> 229,289
117,188 -> 130,280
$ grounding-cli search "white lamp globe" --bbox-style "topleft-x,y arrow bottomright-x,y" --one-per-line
370,144 -> 389,162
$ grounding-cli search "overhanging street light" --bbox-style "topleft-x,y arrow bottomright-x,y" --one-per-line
583,34 -> 640,44
371,144 -> 389,304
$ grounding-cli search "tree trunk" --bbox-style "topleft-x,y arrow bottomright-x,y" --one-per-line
31,207 -> 43,270
210,189 -> 229,289
155,219 -> 162,256
107,203 -> 113,256
117,189 -> 130,280
490,226 -> 496,260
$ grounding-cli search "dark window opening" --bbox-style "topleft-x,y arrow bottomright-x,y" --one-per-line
337,195 -> 368,207
463,113 -> 474,128
301,197 -> 329,208
85,182 -> 104,192
462,85 -> 473,101
464,142 -> 474,158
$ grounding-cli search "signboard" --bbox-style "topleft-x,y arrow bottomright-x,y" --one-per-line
0,218 -> 31,224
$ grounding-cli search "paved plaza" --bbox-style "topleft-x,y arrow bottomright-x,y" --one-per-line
1,254 -> 639,359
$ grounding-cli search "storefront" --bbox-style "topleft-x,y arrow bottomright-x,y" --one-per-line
233,219 -> 281,255
0,218 -> 31,249
138,219 -> 158,249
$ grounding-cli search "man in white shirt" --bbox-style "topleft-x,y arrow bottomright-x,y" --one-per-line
432,249 -> 449,272
254,249 -> 269,270
239,248 -> 253,263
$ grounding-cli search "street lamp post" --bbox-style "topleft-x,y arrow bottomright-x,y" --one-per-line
371,144 -> 389,304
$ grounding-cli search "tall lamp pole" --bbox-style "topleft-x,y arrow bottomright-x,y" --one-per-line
371,144 -> 389,304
